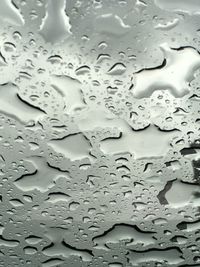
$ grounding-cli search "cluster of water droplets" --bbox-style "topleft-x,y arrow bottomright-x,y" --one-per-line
0,0 -> 200,266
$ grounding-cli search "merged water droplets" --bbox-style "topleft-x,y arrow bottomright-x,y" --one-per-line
39,0 -> 71,44
0,0 -> 200,267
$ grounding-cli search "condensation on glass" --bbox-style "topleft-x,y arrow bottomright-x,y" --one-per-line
0,0 -> 200,266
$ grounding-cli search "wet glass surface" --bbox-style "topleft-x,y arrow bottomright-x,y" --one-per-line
0,0 -> 200,266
